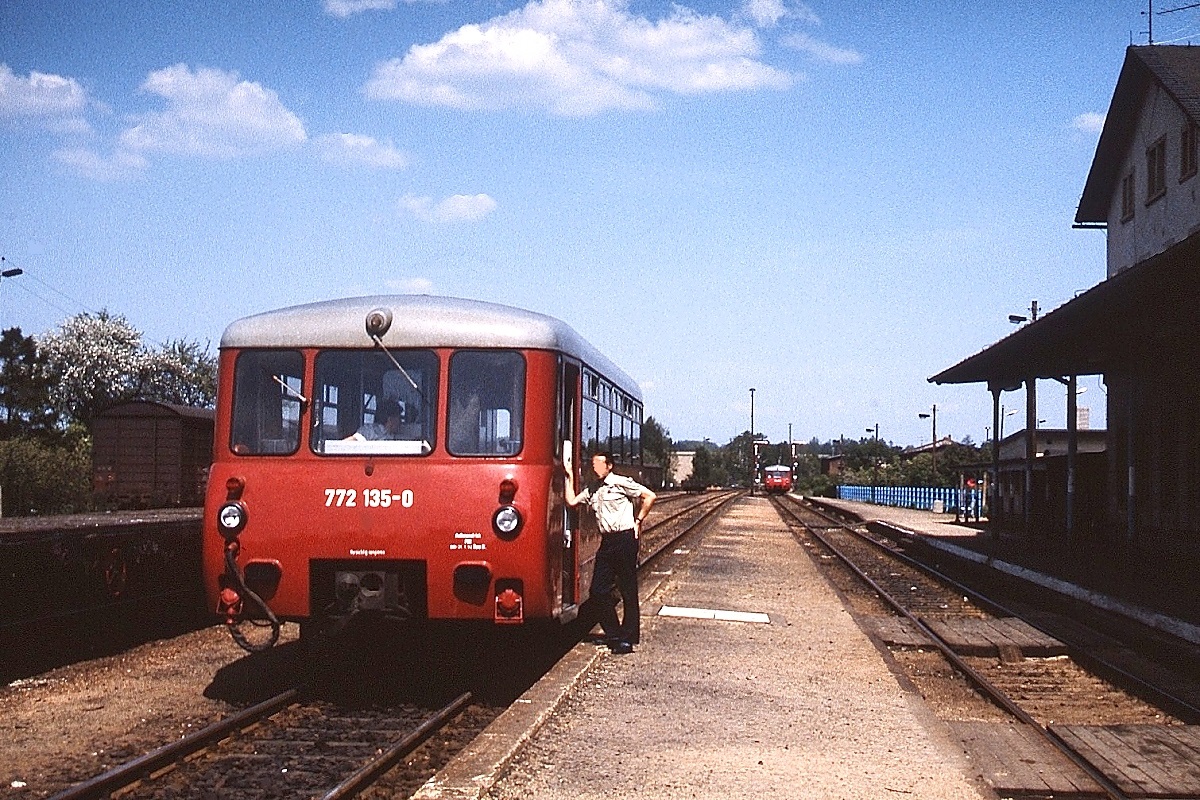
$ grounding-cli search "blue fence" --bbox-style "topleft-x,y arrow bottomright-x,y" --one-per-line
838,484 -> 972,512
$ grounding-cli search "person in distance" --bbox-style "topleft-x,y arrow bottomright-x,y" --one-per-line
346,398 -> 404,441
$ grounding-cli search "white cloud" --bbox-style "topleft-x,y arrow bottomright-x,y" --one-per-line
316,133 -> 409,168
0,64 -> 90,132
385,276 -> 436,293
119,64 -> 306,159
782,32 -> 863,65
401,193 -> 498,222
364,0 -> 793,116
739,0 -> 825,27
1072,112 -> 1105,134
325,0 -> 397,17
742,0 -> 787,28
52,147 -> 148,181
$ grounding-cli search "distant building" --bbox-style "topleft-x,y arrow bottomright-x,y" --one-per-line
819,454 -> 844,477
992,429 -> 1107,533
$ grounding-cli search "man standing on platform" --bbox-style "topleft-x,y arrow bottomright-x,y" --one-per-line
564,452 -> 656,654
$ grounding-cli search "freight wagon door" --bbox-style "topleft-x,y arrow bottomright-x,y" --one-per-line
558,360 -> 581,610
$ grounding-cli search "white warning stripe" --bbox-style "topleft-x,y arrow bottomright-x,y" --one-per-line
657,605 -> 770,624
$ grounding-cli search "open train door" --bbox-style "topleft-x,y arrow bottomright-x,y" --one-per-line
558,359 -> 581,619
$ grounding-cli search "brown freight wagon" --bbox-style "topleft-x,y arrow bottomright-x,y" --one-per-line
92,401 -> 215,508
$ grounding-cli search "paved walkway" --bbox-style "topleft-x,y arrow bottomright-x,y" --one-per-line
475,496 -> 990,800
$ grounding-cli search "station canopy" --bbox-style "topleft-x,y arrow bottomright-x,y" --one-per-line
929,233 -> 1200,389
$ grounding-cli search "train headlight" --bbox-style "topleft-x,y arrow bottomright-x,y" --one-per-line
492,505 -> 523,539
217,501 -> 248,540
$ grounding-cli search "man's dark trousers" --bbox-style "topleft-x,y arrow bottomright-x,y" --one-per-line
591,528 -> 639,644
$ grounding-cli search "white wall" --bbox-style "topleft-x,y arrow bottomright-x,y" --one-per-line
1107,84 -> 1200,275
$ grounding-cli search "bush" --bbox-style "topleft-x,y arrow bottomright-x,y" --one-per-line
0,434 -> 93,516
796,473 -> 837,498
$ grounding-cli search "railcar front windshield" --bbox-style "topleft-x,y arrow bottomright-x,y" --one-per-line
447,350 -> 525,457
230,350 -> 306,455
313,349 -> 439,455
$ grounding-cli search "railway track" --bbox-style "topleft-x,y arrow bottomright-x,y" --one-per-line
637,489 -> 741,563
45,490 -> 739,800
49,690 -> 472,800
773,494 -> 1200,800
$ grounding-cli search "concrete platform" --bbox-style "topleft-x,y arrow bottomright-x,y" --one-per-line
416,496 -> 992,800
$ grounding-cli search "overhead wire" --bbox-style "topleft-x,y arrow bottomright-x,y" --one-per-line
0,254 -> 195,351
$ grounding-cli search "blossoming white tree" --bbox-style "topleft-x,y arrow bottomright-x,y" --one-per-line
37,311 -> 216,427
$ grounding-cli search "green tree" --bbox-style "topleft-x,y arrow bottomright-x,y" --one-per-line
641,416 -> 674,476
0,431 -> 92,515
688,446 -> 714,487
688,444 -> 729,487
0,327 -> 58,438
720,430 -> 755,486
144,338 -> 218,407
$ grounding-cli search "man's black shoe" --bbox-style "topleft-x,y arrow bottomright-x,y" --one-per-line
608,640 -> 634,654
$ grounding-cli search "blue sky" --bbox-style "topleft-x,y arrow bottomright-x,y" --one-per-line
0,1 -> 1183,447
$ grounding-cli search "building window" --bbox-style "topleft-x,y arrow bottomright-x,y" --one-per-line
1146,137 -> 1166,203
1121,171 -> 1136,222
1182,123 -> 1198,181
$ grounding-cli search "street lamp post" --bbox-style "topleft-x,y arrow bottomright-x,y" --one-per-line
918,404 -> 937,480
866,424 -> 879,504
999,405 -> 1017,440
749,388 -> 755,494
0,261 -> 20,518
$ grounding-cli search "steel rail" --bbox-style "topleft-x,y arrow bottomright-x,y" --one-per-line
48,687 -> 302,800
640,490 -> 743,569
639,489 -> 740,538
320,691 -> 472,800
772,496 -> 1131,800
798,497 -> 1200,723
50,491 -> 739,800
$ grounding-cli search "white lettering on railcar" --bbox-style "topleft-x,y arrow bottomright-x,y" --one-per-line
349,549 -> 386,556
324,488 -> 414,508
450,531 -> 486,552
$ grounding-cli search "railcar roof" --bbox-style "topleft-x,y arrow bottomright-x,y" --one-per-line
221,295 -> 641,400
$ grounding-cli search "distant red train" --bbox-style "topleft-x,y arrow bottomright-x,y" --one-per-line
762,464 -> 793,494
203,296 -> 646,651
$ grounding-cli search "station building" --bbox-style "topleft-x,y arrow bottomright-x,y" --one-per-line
932,46 -> 1200,558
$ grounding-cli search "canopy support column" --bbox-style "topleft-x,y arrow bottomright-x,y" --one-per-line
1066,374 -> 1078,538
989,383 -> 1002,538
1025,377 -> 1036,535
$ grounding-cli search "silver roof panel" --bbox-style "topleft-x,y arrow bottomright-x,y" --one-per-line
220,295 -> 640,400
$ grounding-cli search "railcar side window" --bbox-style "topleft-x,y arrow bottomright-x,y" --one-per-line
312,350 -> 439,456
582,395 -> 599,463
448,350 -> 525,456
230,350 -> 305,455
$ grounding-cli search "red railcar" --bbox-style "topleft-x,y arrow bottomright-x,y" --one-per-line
763,464 -> 793,494
204,296 -> 644,651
